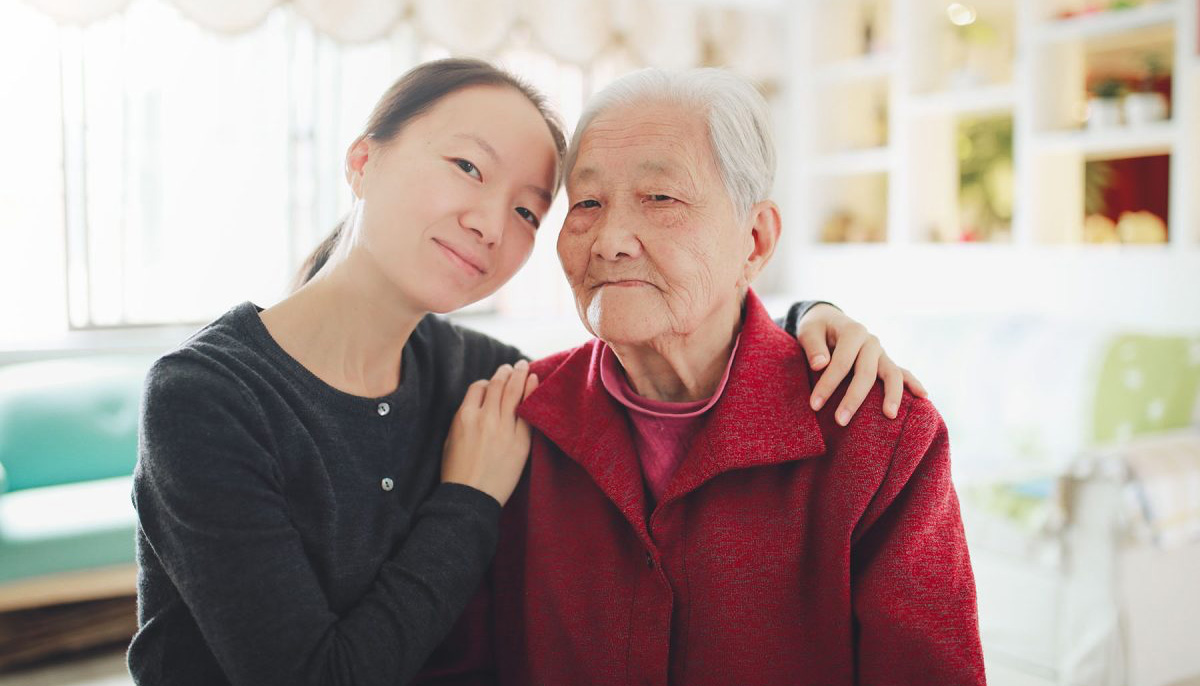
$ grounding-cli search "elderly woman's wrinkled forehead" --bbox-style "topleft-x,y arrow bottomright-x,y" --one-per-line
567,102 -> 719,190
564,68 -> 776,218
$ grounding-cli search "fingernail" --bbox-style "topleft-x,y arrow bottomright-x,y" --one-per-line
515,359 -> 528,370
887,403 -> 898,417
812,355 -> 828,367
836,410 -> 850,425
811,395 -> 825,411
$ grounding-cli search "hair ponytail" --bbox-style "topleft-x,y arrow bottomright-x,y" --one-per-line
291,218 -> 346,293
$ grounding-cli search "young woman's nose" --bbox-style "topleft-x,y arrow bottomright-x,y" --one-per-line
460,199 -> 507,247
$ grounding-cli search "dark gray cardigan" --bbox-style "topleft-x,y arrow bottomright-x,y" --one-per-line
127,299 -> 819,685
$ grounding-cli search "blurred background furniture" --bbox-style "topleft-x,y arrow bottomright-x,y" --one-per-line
858,314 -> 1200,686
0,355 -> 154,670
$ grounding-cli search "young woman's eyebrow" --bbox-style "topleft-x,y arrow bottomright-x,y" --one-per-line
527,184 -> 552,205
454,133 -> 500,164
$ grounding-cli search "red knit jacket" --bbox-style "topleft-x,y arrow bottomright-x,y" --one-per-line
419,290 -> 985,685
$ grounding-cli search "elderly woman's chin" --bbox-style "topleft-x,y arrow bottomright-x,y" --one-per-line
580,289 -> 672,345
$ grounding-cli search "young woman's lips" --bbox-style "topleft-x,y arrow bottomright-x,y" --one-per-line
433,239 -> 486,276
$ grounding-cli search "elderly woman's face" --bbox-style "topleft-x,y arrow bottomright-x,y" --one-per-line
558,102 -> 754,346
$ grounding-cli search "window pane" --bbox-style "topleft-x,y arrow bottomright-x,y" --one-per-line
77,0 -> 293,325
0,0 -> 67,344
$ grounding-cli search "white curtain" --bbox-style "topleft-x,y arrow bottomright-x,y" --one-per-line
19,0 -> 780,78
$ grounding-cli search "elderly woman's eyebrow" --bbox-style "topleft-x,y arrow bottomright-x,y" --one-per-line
637,160 -> 675,176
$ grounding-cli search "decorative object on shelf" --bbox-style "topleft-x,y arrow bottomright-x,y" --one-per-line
819,209 -> 883,243
860,0 -> 883,56
1084,213 -> 1122,243
957,116 -> 1014,243
873,93 -> 890,147
1087,77 -> 1127,129
1055,1 -> 1150,20
1116,210 -> 1169,243
1124,52 -> 1171,125
1083,155 -> 1170,243
946,2 -> 1001,89
1085,160 -> 1115,216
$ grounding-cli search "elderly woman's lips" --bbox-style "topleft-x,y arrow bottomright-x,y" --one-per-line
597,280 -> 650,288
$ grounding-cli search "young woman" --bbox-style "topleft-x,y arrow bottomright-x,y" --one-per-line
128,58 -> 922,686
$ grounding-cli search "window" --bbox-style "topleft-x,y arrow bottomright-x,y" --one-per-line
0,0 -> 783,343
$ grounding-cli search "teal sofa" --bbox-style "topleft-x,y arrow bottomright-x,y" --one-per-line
0,354 -> 154,611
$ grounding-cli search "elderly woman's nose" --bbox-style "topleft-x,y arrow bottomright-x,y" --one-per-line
591,208 -> 642,261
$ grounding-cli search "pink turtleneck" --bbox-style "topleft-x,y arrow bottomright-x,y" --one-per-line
598,337 -> 740,503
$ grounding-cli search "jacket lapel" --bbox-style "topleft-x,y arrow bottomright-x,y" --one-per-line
659,291 -> 827,506
520,342 -> 652,543
519,290 -> 828,531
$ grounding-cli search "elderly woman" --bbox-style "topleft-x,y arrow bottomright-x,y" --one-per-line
420,68 -> 985,686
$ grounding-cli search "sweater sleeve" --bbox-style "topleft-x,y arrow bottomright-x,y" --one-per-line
133,356 -> 501,686
849,398 -> 986,685
780,300 -> 838,336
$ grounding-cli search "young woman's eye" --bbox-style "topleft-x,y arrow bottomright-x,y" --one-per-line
572,199 -> 600,210
453,158 -> 482,180
516,207 -> 540,229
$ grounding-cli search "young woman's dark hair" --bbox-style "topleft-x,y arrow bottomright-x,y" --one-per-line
291,58 -> 568,292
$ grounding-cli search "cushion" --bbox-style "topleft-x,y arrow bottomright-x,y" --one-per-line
0,475 -> 136,584
0,355 -> 153,492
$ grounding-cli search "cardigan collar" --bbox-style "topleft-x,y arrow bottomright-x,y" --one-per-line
520,289 -> 827,532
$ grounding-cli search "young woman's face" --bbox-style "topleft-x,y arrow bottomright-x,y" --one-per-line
346,85 -> 559,313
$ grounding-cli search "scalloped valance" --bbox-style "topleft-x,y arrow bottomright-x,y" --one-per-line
21,0 -> 783,79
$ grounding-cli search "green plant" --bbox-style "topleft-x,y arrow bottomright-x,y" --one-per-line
957,117 -> 1014,241
1084,161 -> 1114,215
1090,77 -> 1126,99
1139,52 -> 1167,92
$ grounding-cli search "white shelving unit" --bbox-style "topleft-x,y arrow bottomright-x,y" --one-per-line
781,0 -> 1199,330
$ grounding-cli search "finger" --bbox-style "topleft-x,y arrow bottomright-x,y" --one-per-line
902,368 -> 929,398
834,339 -> 881,426
483,364 -> 514,416
460,379 -> 488,413
810,327 -> 868,411
514,416 -> 532,444
879,358 -> 905,419
796,328 -> 832,372
500,360 -> 531,418
521,373 -> 540,401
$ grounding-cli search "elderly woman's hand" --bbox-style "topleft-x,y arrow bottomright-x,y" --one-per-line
794,304 -> 927,425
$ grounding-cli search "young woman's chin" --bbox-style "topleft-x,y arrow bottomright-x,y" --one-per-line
416,282 -> 499,315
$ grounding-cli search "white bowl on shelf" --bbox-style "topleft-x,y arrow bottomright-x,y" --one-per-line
1086,97 -> 1124,129
1124,92 -> 1170,125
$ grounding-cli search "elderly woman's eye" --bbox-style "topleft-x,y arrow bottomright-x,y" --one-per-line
453,158 -> 482,180
516,207 -> 540,228
572,199 -> 601,210
648,194 -> 676,203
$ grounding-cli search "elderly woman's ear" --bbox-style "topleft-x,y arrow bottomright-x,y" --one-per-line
738,200 -> 782,289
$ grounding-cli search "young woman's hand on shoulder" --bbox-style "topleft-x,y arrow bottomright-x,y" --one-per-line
442,359 -> 538,506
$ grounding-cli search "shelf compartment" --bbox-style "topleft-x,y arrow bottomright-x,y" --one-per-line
813,53 -> 895,86
908,84 -> 1016,116
1032,2 -> 1178,47
1033,121 -> 1177,160
808,147 -> 894,177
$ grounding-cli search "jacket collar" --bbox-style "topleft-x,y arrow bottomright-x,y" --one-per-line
520,290 -> 827,531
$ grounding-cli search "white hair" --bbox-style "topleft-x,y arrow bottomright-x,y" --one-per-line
565,68 -> 776,219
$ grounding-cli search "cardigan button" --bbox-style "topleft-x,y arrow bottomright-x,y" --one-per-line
645,551 -> 654,569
